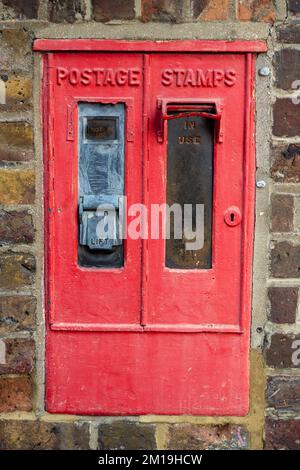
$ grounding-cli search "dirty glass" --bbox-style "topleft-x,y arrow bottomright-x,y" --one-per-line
166,113 -> 214,269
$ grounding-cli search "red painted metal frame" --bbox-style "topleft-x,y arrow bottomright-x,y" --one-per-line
143,52 -> 252,333
37,40 -> 259,415
34,39 -> 267,53
46,52 -> 143,329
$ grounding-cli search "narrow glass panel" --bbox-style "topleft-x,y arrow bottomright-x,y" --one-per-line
166,113 -> 214,269
85,117 -> 117,140
78,103 -> 124,268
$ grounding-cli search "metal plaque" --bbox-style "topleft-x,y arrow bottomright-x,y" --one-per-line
166,113 -> 214,269
85,117 -> 117,140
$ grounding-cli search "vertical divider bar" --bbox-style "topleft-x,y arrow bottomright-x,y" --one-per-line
141,53 -> 151,327
42,53 -> 51,324
240,53 -> 256,333
46,54 -> 56,325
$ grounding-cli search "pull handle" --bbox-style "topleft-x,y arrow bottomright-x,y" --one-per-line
157,99 -> 224,143
79,195 -> 123,250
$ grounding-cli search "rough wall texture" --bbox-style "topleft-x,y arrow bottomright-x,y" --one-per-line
0,0 -> 299,450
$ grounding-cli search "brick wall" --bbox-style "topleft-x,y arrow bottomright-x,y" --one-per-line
265,5 -> 300,449
0,0 -> 299,450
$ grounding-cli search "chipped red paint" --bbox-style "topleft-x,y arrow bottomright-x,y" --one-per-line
37,40 -> 259,415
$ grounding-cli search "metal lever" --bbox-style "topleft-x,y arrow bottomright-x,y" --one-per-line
79,195 -> 122,250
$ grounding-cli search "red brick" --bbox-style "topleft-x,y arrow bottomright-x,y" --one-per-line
238,0 -> 276,22
271,194 -> 294,232
166,424 -> 248,450
271,144 -> 300,183
194,0 -> 229,20
0,0 -> 39,19
98,422 -> 156,450
266,333 -> 300,368
141,0 -> 184,22
266,376 -> 300,411
273,99 -> 300,137
0,420 -> 90,449
271,242 -> 300,278
265,418 -> 300,449
268,287 -> 298,324
276,20 -> 300,43
0,296 -> 36,333
49,0 -> 86,23
0,210 -> 34,245
93,0 -> 135,22
288,0 -> 300,17
274,49 -> 300,91
0,338 -> 35,375
0,148 -> 34,163
0,253 -> 35,289
0,376 -> 33,412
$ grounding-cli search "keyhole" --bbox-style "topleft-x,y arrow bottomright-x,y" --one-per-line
224,207 -> 241,226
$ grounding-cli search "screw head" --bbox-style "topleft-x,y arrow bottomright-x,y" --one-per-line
259,67 -> 270,77
256,180 -> 266,188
